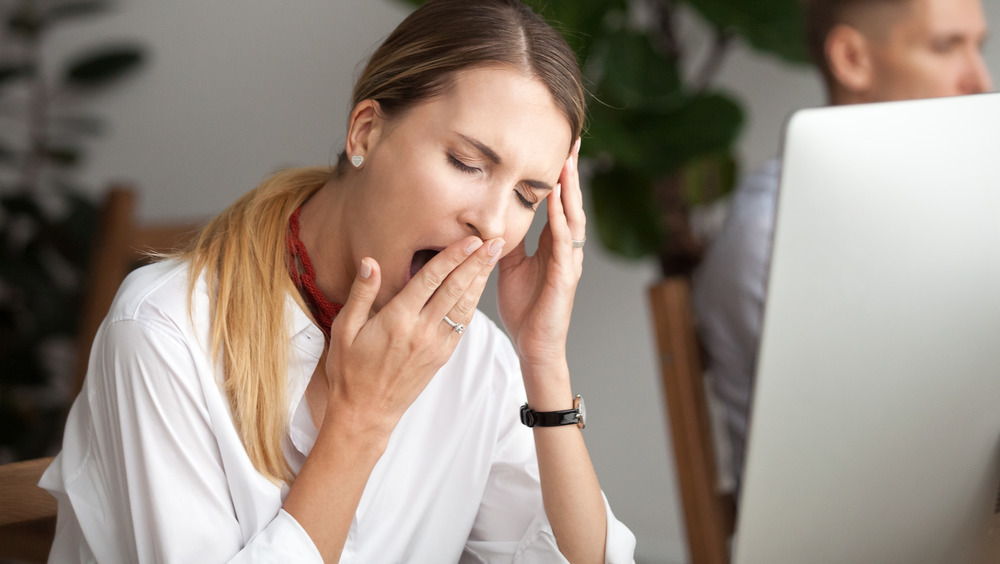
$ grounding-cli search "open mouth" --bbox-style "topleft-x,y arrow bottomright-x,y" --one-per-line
410,248 -> 441,279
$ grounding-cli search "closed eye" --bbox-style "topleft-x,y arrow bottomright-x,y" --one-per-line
450,152 -> 538,211
515,189 -> 536,211
448,154 -> 479,174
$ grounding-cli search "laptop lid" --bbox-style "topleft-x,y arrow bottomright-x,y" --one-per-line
734,93 -> 1000,564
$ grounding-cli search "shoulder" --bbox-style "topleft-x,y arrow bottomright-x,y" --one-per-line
694,159 -> 782,307
93,259 -> 216,367
106,259 -> 202,332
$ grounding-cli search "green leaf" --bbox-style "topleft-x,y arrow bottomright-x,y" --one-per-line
1,193 -> 44,219
586,91 -> 743,177
45,146 -> 82,167
7,5 -> 42,37
635,93 -> 743,176
45,0 -> 111,24
589,166 -> 662,258
677,152 -> 738,206
0,63 -> 36,86
590,29 -> 683,110
525,0 -> 625,62
49,184 -> 99,269
685,0 -> 810,64
63,44 -> 145,87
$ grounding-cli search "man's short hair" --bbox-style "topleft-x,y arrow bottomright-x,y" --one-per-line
804,0 -> 911,84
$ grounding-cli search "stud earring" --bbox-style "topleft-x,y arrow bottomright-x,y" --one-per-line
350,155 -> 364,168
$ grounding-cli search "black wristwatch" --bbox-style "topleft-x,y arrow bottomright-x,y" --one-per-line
520,395 -> 586,429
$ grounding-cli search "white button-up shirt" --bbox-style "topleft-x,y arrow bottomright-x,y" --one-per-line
41,259 -> 636,563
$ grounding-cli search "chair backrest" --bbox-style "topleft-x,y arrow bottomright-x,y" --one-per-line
0,456 -> 57,563
649,277 -> 735,564
73,185 -> 202,401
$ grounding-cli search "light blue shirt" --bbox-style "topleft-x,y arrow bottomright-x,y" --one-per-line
692,158 -> 781,491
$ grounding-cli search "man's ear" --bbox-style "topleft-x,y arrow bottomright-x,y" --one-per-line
345,99 -> 382,161
826,24 -> 874,95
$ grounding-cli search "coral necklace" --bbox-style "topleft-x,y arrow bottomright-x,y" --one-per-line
286,206 -> 342,341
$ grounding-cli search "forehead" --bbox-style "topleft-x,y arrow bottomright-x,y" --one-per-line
398,66 -> 573,168
891,0 -> 987,38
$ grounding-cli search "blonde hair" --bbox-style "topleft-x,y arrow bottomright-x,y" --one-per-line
184,0 -> 585,484
182,167 -> 332,482
335,0 -> 585,170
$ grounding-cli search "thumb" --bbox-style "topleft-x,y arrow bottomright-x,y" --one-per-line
334,257 -> 381,339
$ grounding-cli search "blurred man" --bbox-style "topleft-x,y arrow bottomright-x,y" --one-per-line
693,0 -> 991,495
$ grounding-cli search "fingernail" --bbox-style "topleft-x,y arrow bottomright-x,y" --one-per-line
488,238 -> 504,264
574,138 -> 582,155
554,183 -> 562,198
359,258 -> 372,279
465,239 -> 484,255
567,154 -> 575,173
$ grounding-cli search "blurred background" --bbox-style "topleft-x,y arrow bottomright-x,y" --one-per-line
1,0 -> 998,562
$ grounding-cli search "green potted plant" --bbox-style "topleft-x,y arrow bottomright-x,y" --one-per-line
398,0 -> 808,276
0,0 -> 146,461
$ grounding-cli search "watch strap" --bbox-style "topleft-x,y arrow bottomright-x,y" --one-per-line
519,395 -> 585,428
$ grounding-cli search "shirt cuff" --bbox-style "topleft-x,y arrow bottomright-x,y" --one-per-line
462,493 -> 636,563
228,509 -> 323,563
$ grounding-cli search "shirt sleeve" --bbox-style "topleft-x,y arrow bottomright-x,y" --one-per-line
460,342 -> 636,564
41,317 -> 323,563
692,159 -> 781,482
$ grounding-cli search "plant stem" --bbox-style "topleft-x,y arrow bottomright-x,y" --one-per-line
693,27 -> 734,92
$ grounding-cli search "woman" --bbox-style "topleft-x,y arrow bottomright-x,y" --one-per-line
41,0 -> 636,562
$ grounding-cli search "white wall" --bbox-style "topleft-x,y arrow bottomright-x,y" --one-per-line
47,2 -> 1000,563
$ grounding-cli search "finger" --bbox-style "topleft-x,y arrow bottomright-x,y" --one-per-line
547,181 -> 572,263
334,257 -> 381,340
438,240 -> 503,334
562,138 -> 587,244
397,236 -> 484,314
423,237 -> 504,326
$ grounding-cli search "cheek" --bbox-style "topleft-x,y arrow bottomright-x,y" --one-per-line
911,52 -> 968,95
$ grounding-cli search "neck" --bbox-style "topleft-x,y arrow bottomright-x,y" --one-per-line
298,177 -> 354,306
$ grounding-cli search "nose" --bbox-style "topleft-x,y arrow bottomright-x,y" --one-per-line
460,189 -> 509,241
962,48 -> 993,94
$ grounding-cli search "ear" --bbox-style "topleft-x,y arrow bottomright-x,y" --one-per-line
345,99 -> 383,161
826,24 -> 874,95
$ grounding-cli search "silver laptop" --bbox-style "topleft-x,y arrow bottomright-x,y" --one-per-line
734,93 -> 1000,564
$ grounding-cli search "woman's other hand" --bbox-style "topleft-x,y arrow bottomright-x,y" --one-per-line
497,138 -> 584,375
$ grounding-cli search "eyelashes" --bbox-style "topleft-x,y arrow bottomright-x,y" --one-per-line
448,154 -> 479,174
447,153 -> 537,211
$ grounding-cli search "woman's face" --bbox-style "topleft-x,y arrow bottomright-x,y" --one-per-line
347,66 -> 574,309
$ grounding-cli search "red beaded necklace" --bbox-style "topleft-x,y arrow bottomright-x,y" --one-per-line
286,206 -> 342,341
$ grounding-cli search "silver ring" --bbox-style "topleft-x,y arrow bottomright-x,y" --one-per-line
443,315 -> 465,335
571,236 -> 586,249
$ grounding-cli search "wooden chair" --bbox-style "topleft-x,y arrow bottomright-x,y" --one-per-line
649,277 -> 736,564
72,185 -> 202,402
0,456 -> 57,563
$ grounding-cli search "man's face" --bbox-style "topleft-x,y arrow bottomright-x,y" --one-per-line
865,0 -> 992,102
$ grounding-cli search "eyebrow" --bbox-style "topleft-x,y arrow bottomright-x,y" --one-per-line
456,133 -> 555,192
